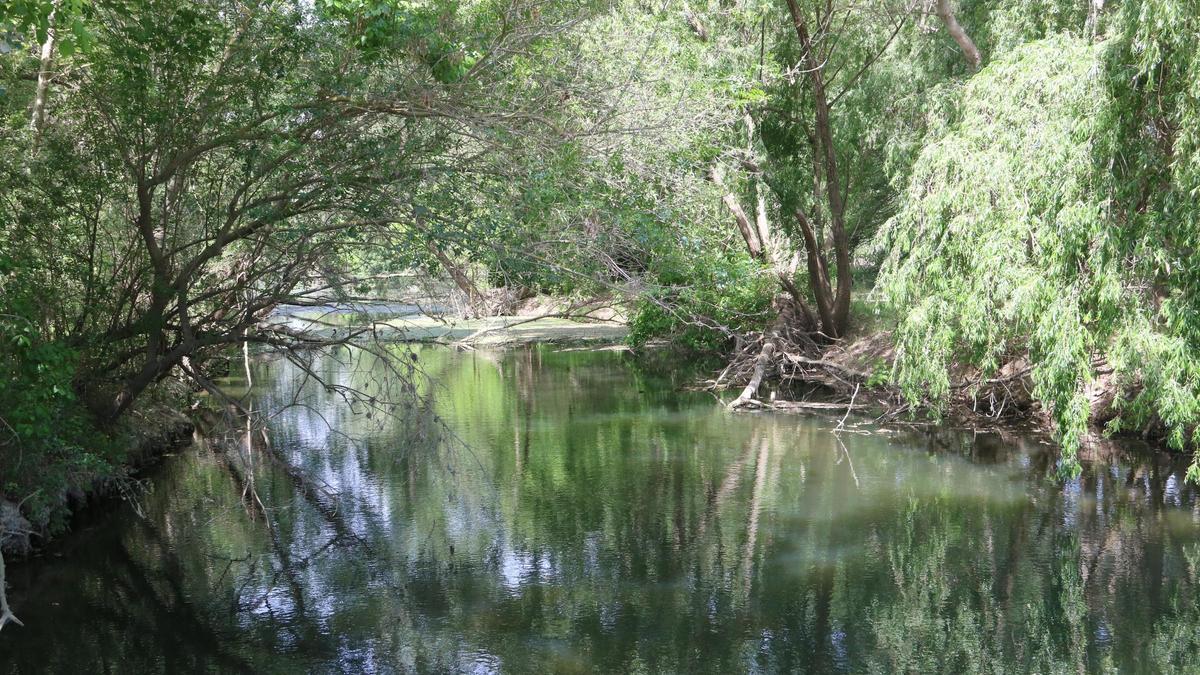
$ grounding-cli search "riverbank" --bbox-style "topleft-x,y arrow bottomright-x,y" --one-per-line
0,399 -> 194,559
1,298 -> 630,559
272,295 -> 629,347
718,324 -> 1147,463
380,314 -> 629,346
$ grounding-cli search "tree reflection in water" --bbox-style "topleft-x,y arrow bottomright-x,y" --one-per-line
7,346 -> 1200,673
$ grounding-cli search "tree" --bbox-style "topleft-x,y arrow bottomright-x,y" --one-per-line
0,0 -> 634,553
880,0 -> 1200,477
934,0 -> 981,69
713,0 -> 914,341
1,0 -> 601,422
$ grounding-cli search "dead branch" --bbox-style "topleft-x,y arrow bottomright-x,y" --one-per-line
729,342 -> 776,409
0,550 -> 22,631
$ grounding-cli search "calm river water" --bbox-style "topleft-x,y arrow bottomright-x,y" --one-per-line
5,346 -> 1200,673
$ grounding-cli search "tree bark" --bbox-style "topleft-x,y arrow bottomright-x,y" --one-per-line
30,3 -> 59,137
784,0 -> 852,337
753,180 -> 771,254
721,193 -> 764,259
424,240 -> 485,312
682,1 -> 708,41
729,342 -> 775,408
713,165 -> 817,325
935,0 -> 982,70
792,209 -> 836,333
0,550 -> 22,631
1086,0 -> 1105,38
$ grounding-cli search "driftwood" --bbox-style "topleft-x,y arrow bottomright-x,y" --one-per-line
728,342 -> 775,409
0,550 -> 21,631
736,399 -> 861,412
713,325 -> 1059,432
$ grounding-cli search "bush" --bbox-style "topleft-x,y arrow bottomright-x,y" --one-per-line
628,254 -> 776,354
0,255 -> 117,532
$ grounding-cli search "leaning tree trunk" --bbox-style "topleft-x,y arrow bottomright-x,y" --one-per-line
712,165 -> 817,328
424,240 -> 486,314
935,0 -> 982,70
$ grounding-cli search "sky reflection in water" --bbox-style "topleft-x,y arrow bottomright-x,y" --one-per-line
6,346 -> 1200,673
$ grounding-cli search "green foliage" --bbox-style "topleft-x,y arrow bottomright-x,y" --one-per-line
0,0 -> 619,529
0,254 -> 116,531
881,36 -> 1106,475
315,0 -> 481,80
0,0 -> 1197,525
0,0 -> 94,55
880,2 -> 1200,479
628,254 -> 775,353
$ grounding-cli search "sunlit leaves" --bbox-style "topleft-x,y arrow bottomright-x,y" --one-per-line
315,0 -> 480,81
880,36 -> 1106,475
0,0 -> 94,55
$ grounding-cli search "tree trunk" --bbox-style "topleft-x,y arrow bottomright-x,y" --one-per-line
681,1 -> 708,41
721,193 -> 763,259
412,211 -> 487,314
935,0 -> 982,70
0,550 -> 22,631
793,209 -> 837,334
30,3 -> 59,138
713,166 -> 816,325
784,0 -> 852,338
425,240 -> 485,313
1086,0 -> 1105,38
753,179 -> 771,254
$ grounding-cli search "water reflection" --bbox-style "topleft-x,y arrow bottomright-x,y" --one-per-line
6,346 -> 1200,673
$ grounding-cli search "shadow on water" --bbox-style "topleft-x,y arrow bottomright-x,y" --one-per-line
6,345 -> 1200,673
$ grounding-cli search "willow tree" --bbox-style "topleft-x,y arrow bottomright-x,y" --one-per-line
880,0 -> 1200,477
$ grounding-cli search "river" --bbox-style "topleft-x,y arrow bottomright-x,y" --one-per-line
5,345 -> 1200,673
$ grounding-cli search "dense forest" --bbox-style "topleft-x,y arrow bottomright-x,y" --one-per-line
1,0 -> 1199,641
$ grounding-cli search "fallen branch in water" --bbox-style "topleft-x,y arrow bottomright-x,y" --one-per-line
835,383 -> 861,432
728,342 -> 775,409
0,550 -> 22,631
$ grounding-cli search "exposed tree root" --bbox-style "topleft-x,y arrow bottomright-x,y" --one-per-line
713,330 -> 863,403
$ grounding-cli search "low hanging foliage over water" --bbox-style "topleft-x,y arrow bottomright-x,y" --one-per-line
883,2 -> 1200,478
880,36 -> 1110,475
